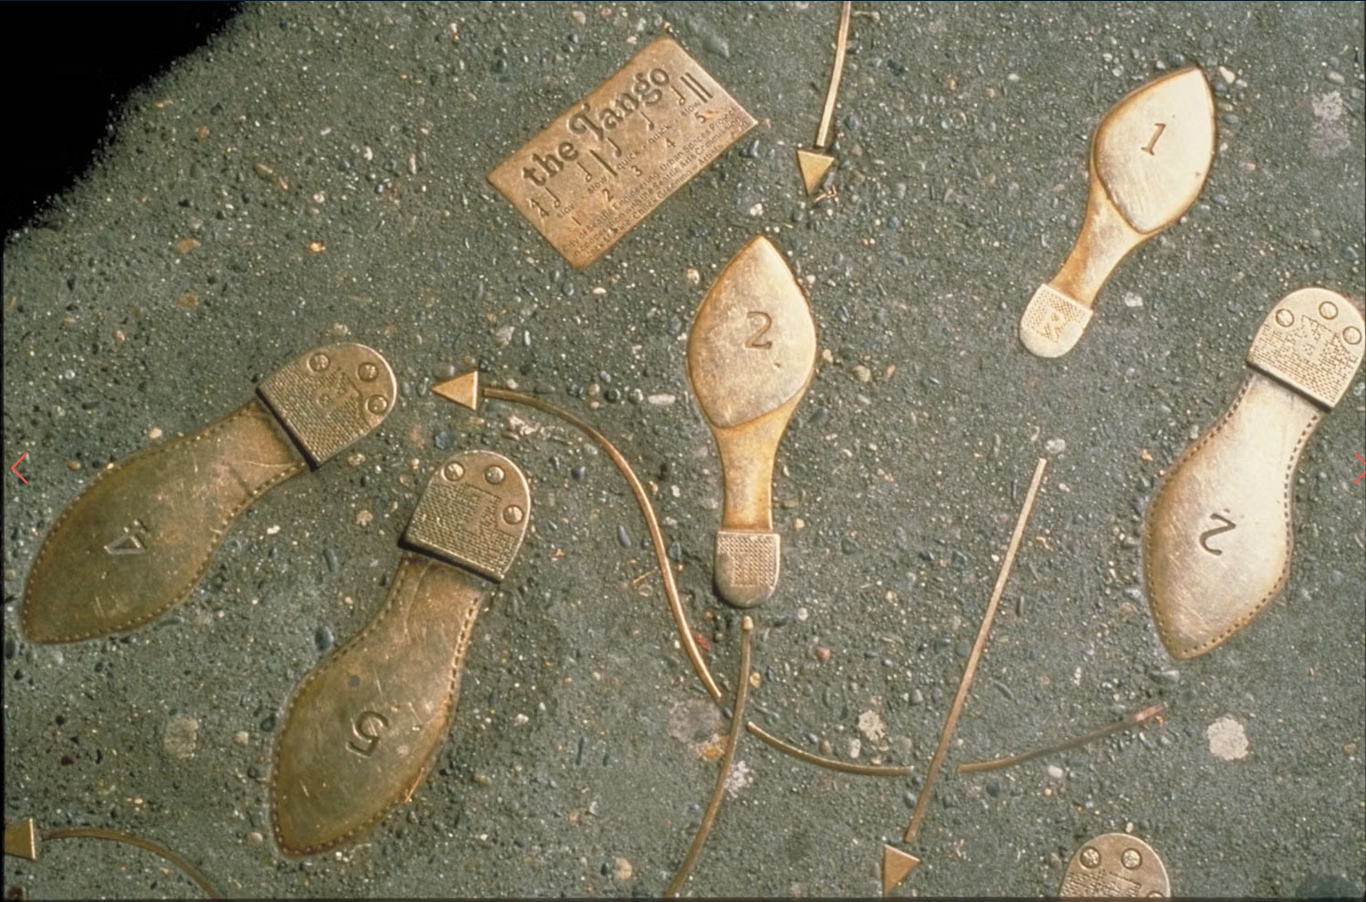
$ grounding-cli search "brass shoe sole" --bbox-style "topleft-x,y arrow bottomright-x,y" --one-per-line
1020,67 -> 1214,357
271,450 -> 530,857
686,236 -> 817,608
1144,289 -> 1364,658
21,343 -> 396,644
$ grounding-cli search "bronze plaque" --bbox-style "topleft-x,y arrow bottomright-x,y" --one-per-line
488,36 -> 756,269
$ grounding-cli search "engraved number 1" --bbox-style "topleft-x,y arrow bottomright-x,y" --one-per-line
1141,122 -> 1167,156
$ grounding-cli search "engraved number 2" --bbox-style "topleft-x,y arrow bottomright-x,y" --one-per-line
744,311 -> 774,349
1141,122 -> 1167,156
1198,513 -> 1236,556
347,711 -> 389,757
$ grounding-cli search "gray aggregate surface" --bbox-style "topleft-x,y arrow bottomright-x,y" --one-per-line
3,2 -> 1364,898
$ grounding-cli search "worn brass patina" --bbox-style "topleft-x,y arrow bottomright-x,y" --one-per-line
488,36 -> 756,269
1019,67 -> 1214,357
687,236 -> 817,608
21,343 -> 395,644
271,450 -> 530,857
1060,833 -> 1170,897
1144,289 -> 1363,658
795,0 -> 853,193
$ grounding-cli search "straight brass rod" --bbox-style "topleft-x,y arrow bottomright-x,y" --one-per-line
903,457 -> 1048,845
958,703 -> 1165,774
665,617 -> 754,898
814,1 -> 853,149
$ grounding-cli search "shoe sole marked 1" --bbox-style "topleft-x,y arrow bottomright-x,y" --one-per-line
1020,67 -> 1215,358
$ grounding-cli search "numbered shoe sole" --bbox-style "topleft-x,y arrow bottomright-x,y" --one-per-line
20,343 -> 396,644
1143,289 -> 1364,658
686,236 -> 817,608
271,450 -> 530,857
1020,67 -> 1214,358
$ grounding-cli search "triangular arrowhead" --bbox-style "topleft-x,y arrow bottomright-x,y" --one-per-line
796,148 -> 835,193
881,844 -> 920,895
4,818 -> 38,861
432,371 -> 481,410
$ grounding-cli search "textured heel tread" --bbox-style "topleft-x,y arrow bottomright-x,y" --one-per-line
1020,283 -> 1092,358
1245,287 -> 1364,408
257,342 -> 397,465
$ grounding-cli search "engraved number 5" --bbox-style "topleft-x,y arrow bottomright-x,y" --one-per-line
347,711 -> 389,757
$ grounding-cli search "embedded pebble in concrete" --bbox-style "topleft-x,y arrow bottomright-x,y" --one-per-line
162,715 -> 199,760
1207,715 -> 1251,761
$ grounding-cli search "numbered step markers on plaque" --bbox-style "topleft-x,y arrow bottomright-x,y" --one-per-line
488,36 -> 756,269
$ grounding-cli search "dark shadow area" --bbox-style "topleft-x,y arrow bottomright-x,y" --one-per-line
2,2 -> 241,238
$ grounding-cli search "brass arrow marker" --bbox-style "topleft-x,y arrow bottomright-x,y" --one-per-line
881,844 -> 921,895
796,0 -> 853,193
4,818 -> 221,896
894,458 -> 1047,886
4,818 -> 37,861
1019,67 -> 1214,357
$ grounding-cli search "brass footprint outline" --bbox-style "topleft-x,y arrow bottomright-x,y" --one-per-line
1143,288 -> 1363,658
270,450 -> 530,857
21,342 -> 396,644
686,235 -> 817,608
1019,67 -> 1215,358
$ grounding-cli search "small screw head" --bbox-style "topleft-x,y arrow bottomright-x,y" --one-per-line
357,362 -> 379,382
443,461 -> 465,482
1274,309 -> 1294,327
503,505 -> 524,525
484,465 -> 505,485
1319,300 -> 1339,320
1080,848 -> 1101,869
309,352 -> 331,372
365,395 -> 389,415
1121,849 -> 1142,870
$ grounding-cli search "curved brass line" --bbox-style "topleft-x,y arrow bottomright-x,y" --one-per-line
664,617 -> 753,898
957,703 -> 1165,774
41,826 -> 223,898
745,721 -> 913,776
485,387 -> 722,701
484,386 -> 923,781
